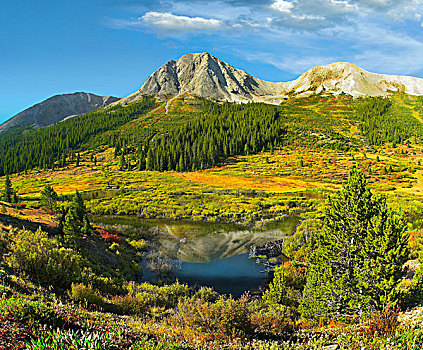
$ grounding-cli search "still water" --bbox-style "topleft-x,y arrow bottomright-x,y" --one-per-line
93,215 -> 300,296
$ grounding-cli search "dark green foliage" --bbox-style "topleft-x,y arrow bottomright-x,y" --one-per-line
0,97 -> 155,176
62,210 -> 82,248
2,175 -> 12,203
12,190 -> 18,204
71,190 -> 87,222
301,167 -> 410,320
144,102 -> 285,172
120,154 -> 126,171
357,96 -> 423,145
40,184 -> 58,212
81,216 -> 91,235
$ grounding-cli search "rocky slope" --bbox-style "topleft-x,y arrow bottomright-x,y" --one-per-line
119,52 -> 423,104
0,92 -> 120,133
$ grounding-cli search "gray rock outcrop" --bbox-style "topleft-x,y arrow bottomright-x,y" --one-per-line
119,53 -> 423,105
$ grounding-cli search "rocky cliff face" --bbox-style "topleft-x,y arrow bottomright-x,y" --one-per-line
284,62 -> 423,97
0,92 -> 120,133
119,52 -> 284,104
119,53 -> 423,105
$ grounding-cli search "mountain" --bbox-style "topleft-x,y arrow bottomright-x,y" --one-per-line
119,52 -> 282,104
0,92 -> 120,133
118,52 -> 423,104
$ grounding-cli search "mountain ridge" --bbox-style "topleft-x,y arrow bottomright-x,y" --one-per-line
118,52 -> 423,105
0,92 -> 120,133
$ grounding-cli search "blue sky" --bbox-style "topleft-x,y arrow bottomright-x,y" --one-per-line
1,0 -> 423,124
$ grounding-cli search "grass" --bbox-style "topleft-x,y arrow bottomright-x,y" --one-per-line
1,94 -> 423,348
1,139 -> 423,229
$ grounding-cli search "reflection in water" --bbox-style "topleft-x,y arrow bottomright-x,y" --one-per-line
93,215 -> 300,296
158,226 -> 294,263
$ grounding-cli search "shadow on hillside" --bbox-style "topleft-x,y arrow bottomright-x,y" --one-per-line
0,213 -> 58,235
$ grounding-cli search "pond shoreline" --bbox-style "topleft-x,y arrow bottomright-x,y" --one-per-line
90,214 -> 301,296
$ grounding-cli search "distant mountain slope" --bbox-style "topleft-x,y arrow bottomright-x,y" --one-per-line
119,53 -> 423,104
0,92 -> 120,133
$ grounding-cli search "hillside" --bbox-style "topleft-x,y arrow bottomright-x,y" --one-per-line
2,55 -> 423,349
0,92 -> 120,133
118,52 -> 423,104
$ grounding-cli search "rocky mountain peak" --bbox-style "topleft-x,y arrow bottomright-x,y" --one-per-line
118,53 -> 423,105
0,92 -> 120,133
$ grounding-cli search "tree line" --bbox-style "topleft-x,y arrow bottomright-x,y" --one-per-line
357,96 -> 423,146
137,102 -> 285,172
0,97 -> 155,176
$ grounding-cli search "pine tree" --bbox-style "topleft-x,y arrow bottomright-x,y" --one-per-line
12,191 -> 18,204
262,266 -> 287,306
62,209 -> 81,248
301,167 -> 409,320
146,149 -> 155,171
3,175 -> 12,203
120,154 -> 125,171
71,191 -> 86,222
81,216 -> 91,235
40,184 -> 59,212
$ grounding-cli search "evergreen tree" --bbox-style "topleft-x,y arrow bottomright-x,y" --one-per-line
71,191 -> 87,222
301,167 -> 409,320
3,175 -> 12,203
62,209 -> 81,248
120,154 -> 126,171
61,152 -> 66,168
81,216 -> 91,235
12,191 -> 18,204
40,184 -> 59,212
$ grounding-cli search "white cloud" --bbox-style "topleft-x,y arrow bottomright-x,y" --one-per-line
141,12 -> 225,31
106,0 -> 423,76
270,0 -> 294,13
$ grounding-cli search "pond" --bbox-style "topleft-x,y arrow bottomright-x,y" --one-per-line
92,215 -> 301,296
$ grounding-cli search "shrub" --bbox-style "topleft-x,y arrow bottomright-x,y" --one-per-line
80,267 -> 123,295
0,297 -> 65,327
366,304 -> 400,337
249,300 -> 296,337
175,295 -> 253,341
26,329 -> 119,350
114,293 -> 146,315
9,229 -> 81,289
98,229 -> 122,244
14,203 -> 26,209
191,286 -> 219,303
69,283 -> 104,308
0,283 -> 12,298
127,238 -> 147,250
114,281 -> 189,315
